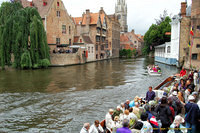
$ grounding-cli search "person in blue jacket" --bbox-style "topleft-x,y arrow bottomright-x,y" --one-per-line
185,95 -> 200,133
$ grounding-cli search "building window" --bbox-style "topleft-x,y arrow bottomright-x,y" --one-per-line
43,2 -> 47,6
192,53 -> 198,60
69,26 -> 71,34
102,37 -> 105,42
56,38 -> 60,45
97,28 -> 100,34
167,46 -> 170,53
134,41 -> 137,44
57,11 -> 60,17
69,39 -> 71,45
101,45 -> 104,50
196,44 -> 200,48
88,47 -> 90,53
80,39 -> 82,43
106,44 -> 108,48
96,45 -> 98,51
62,25 -> 66,34
92,47 -> 93,53
96,36 -> 100,42
117,15 -> 121,20
57,2 -> 59,6
197,25 -> 200,30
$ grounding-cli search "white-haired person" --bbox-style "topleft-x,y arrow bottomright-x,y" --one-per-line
168,115 -> 187,133
105,109 -> 114,132
80,123 -> 90,133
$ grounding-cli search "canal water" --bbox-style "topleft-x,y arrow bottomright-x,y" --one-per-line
0,58 -> 179,132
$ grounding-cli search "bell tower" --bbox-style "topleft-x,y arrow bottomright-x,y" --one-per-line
115,0 -> 128,32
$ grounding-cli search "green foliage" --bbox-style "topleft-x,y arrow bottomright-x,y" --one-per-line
39,59 -> 50,68
143,10 -> 171,55
119,49 -> 137,58
20,50 -> 32,69
0,1 -> 50,69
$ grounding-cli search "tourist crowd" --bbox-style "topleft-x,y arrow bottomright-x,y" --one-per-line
80,68 -> 200,133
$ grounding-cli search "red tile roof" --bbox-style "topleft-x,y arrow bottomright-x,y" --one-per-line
73,17 -> 82,25
120,34 -> 130,42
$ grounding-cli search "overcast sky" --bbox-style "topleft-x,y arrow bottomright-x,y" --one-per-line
0,0 -> 192,35
64,0 -> 192,35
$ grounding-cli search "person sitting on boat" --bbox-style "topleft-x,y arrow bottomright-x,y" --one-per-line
140,112 -> 153,133
113,106 -> 123,120
132,102 -> 140,119
105,109 -> 114,132
168,91 -> 182,115
120,103 -> 125,113
119,110 -> 130,122
89,120 -> 104,133
116,119 -> 131,133
185,95 -> 200,133
145,86 -> 156,103
124,100 -> 130,110
112,116 -> 122,132
180,67 -> 186,77
128,108 -> 138,128
80,123 -> 90,133
168,115 -> 187,133
144,105 -> 160,133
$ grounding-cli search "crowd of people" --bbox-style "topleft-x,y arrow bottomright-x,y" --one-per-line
53,47 -> 73,54
151,65 -> 161,73
80,68 -> 200,133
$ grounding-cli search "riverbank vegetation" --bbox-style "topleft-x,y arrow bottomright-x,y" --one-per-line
142,10 -> 171,55
119,49 -> 137,58
0,1 -> 50,69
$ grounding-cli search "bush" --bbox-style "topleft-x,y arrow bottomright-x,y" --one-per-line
20,50 -> 32,69
39,59 -> 50,68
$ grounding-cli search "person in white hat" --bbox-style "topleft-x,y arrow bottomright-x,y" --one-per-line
112,106 -> 123,120
185,95 -> 200,133
105,109 -> 114,132
168,115 -> 187,133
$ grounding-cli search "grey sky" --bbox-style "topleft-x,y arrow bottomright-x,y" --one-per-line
0,0 -> 192,35
64,0 -> 191,35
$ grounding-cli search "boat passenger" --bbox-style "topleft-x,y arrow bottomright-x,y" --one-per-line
128,108 -> 138,128
80,123 -> 90,133
120,103 -> 125,113
180,67 -> 186,77
168,91 -> 182,115
89,120 -> 104,133
146,86 -> 156,102
132,102 -> 140,119
193,70 -> 198,89
116,119 -> 131,133
140,112 -> 153,133
191,91 -> 198,102
185,95 -> 200,133
144,105 -> 159,133
113,106 -> 123,120
105,109 -> 114,132
155,97 -> 172,133
124,100 -> 130,110
168,115 -> 187,133
112,116 -> 122,131
119,110 -> 130,122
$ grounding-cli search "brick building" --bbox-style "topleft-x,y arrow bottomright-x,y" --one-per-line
20,0 -> 75,52
179,1 -> 200,69
124,30 -> 144,55
73,8 -> 108,60
120,33 -> 134,50
106,14 -> 121,58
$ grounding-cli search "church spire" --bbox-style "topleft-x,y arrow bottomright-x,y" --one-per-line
115,0 -> 128,32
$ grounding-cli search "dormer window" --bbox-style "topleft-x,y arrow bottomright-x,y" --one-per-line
57,2 -> 60,6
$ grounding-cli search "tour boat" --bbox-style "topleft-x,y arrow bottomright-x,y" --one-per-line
147,66 -> 162,76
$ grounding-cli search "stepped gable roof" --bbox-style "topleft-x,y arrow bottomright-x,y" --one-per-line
21,0 -> 54,18
32,0 -> 54,18
73,17 -> 82,25
82,36 -> 93,44
120,34 -> 130,42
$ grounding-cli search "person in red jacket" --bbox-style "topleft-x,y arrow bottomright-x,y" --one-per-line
180,67 -> 186,77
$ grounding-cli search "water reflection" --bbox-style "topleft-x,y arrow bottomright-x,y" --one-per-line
0,57 -> 179,132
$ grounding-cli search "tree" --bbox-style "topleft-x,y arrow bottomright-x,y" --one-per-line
143,11 -> 171,55
0,1 -> 50,69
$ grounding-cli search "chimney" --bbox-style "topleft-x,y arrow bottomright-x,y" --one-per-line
131,29 -> 135,34
86,9 -> 90,15
181,2 -> 187,17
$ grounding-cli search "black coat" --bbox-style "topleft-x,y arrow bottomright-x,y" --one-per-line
155,104 -> 172,125
185,102 -> 200,125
